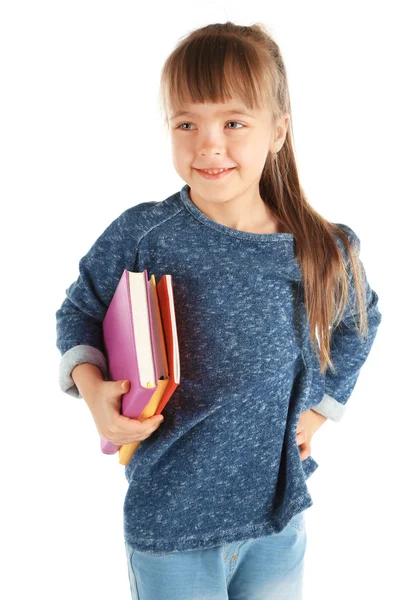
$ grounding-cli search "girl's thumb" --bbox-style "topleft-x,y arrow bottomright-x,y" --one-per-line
120,380 -> 130,390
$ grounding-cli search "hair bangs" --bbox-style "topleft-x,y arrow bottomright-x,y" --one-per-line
159,34 -> 271,125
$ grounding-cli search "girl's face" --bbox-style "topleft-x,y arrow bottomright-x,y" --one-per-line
168,99 -> 289,205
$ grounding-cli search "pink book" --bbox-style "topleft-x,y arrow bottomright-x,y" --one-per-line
100,269 -> 159,454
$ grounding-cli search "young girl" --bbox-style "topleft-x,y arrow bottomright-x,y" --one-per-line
56,21 -> 382,600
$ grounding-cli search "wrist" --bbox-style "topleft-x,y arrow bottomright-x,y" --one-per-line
71,363 -> 105,402
311,409 -> 328,429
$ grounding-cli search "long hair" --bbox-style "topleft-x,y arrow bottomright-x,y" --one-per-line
157,21 -> 368,375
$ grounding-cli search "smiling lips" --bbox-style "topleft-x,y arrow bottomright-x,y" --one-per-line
195,167 -> 236,180
196,167 -> 235,173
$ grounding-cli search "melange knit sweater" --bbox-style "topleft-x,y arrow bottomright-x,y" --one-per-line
55,183 -> 382,554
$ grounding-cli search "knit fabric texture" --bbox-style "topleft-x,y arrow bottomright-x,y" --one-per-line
55,184 -> 382,554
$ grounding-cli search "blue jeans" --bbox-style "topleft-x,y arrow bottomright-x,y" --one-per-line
124,511 -> 307,599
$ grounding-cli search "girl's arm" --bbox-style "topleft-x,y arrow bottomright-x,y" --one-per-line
311,227 -> 383,422
55,206 -> 140,399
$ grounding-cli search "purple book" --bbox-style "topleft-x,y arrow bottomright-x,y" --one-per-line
101,269 -> 159,454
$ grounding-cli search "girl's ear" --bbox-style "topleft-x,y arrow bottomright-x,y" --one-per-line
273,113 -> 290,147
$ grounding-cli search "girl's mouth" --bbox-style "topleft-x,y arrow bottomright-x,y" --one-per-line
194,167 -> 236,180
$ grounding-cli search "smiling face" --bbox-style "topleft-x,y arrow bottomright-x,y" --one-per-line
167,98 -> 290,210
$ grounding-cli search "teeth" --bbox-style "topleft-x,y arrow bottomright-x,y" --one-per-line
202,168 -> 229,174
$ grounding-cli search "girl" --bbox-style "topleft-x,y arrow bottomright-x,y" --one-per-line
56,21 -> 382,600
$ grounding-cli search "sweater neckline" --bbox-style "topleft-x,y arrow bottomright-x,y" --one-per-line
179,184 -> 294,242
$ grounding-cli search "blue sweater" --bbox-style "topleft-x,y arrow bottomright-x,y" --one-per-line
55,184 -> 382,554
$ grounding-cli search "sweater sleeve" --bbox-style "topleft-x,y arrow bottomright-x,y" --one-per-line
311,225 -> 382,422
55,208 -> 138,399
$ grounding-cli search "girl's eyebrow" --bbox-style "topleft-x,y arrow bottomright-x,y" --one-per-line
171,107 -> 255,119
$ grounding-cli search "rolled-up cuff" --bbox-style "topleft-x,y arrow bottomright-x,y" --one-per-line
311,392 -> 346,423
59,345 -> 109,398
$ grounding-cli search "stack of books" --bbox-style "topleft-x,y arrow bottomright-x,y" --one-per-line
101,269 -> 180,465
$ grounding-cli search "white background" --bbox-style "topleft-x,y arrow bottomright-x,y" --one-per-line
1,1 -> 399,598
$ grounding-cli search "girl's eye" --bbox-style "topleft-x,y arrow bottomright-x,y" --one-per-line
176,121 -> 245,130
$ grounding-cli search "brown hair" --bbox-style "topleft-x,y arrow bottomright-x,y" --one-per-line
157,21 -> 368,375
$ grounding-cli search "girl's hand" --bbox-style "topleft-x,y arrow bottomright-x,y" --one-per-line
85,379 -> 164,445
296,409 -> 327,461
